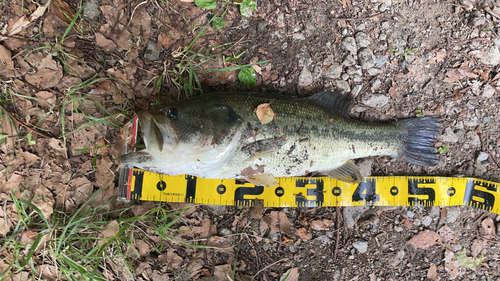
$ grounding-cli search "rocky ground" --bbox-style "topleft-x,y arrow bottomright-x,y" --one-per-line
1,0 -> 500,280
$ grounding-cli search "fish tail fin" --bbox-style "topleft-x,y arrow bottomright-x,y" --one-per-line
395,116 -> 442,166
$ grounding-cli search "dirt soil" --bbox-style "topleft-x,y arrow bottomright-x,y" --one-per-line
1,0 -> 500,280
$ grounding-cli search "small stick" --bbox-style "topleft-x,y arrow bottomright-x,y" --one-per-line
331,11 -> 386,21
0,103 -> 52,139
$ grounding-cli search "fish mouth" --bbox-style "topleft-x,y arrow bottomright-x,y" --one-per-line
137,111 -> 177,154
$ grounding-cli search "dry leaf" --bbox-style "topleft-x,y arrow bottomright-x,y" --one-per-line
98,220 -> 120,247
249,199 -> 264,219
297,228 -> 312,241
481,217 -> 496,237
401,218 -> 412,229
429,49 -> 446,64
408,230 -> 441,250
452,89 -> 461,101
95,32 -> 117,52
254,103 -> 275,124
443,69 -> 461,84
427,264 -> 439,281
310,219 -> 333,231
262,211 -> 291,233
280,267 -> 299,281
437,226 -> 455,243
471,238 -> 487,258
457,68 -> 478,78
282,235 -> 294,244
31,186 -> 55,220
1,0 -> 51,37
444,250 -> 460,279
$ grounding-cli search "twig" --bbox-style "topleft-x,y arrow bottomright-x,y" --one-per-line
252,258 -> 288,280
0,103 -> 52,139
485,7 -> 500,21
334,205 -> 341,260
331,11 -> 386,21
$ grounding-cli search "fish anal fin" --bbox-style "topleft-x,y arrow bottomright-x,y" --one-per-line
324,160 -> 363,184
246,173 -> 278,187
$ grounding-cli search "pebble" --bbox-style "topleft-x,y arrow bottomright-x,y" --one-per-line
143,40 -> 160,61
381,21 -> 391,30
315,235 -> 332,245
335,79 -> 351,93
347,66 -> 362,76
446,207 -> 462,223
483,116 -> 490,123
324,63 -> 342,79
362,93 -> 389,108
352,240 -> 368,254
358,48 -> 376,69
390,249 -> 405,267
292,33 -> 306,40
372,79 -> 382,90
406,211 -> 415,218
477,152 -> 489,161
343,206 -> 369,229
479,47 -> 500,66
439,127 -> 459,143
422,216 -> 433,227
83,0 -> 101,20
219,228 -> 232,236
465,131 -> 481,147
343,55 -> 357,66
298,66 -> 313,82
367,68 -> 383,76
355,32 -> 371,48
323,54 -> 334,66
482,83 -> 496,98
207,205 -> 227,216
269,230 -> 279,242
342,37 -> 358,55
296,52 -> 312,67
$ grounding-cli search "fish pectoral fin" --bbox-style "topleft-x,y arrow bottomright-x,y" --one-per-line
324,160 -> 363,184
241,138 -> 286,159
246,173 -> 278,187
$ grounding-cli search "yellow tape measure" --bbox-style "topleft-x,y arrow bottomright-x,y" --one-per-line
117,168 -> 500,215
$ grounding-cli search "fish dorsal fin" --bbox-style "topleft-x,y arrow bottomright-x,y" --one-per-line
246,173 -> 278,187
324,160 -> 363,184
306,89 -> 354,115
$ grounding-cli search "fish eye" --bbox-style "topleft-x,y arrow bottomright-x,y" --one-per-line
167,108 -> 180,120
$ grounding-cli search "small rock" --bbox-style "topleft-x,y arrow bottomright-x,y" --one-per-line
357,158 -> 374,176
352,240 -> 368,254
343,55 -> 357,66
465,131 -> 481,147
374,54 -> 388,68
342,37 -> 358,55
356,24 -> 366,31
367,68 -> 383,76
381,21 -> 391,30
483,116 -> 490,123
324,63 -> 343,79
144,40 -> 160,61
335,79 -> 351,93
219,228 -> 232,236
390,249 -> 405,267
207,205 -> 227,216
362,93 -> 389,108
292,33 -> 306,40
439,127 -> 459,143
372,79 -> 382,90
479,47 -> 500,66
407,211 -> 415,218
358,48 -> 376,69
446,207 -> 461,223
296,52 -> 312,67
355,32 -> 371,48
311,66 -> 322,80
83,0 -> 101,20
269,230 -> 279,242
379,3 -> 389,12
477,151 -> 489,162
482,84 -> 496,98
323,54 -> 335,66
422,216 -> 433,227
298,66 -> 313,82
471,17 -> 487,28
315,235 -> 332,245
347,66 -> 362,76
343,206 -> 369,229
394,225 -> 404,232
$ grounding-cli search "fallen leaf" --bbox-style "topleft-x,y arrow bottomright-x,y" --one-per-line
429,49 -> 446,64
443,69 -> 461,84
95,32 -> 117,52
31,186 -> 55,220
452,88 -> 461,101
401,218 -> 412,229
471,238 -> 487,258
262,211 -> 291,233
310,219 -> 333,231
282,235 -> 294,244
1,0 -> 51,36
437,225 -> 455,243
280,267 -> 299,281
98,220 -> 120,247
427,264 -> 439,281
481,217 -> 496,237
457,68 -> 478,78
454,248 -> 484,268
135,240 -> 150,257
475,69 -> 490,81
297,228 -> 312,241
408,230 -> 441,250
249,199 -> 264,219
444,250 -> 460,279
388,86 -> 398,99
254,103 -> 275,124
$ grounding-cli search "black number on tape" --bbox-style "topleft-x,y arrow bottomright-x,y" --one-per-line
464,180 -> 496,211
390,186 -> 399,196
131,170 -> 144,200
295,179 -> 324,207
447,187 -> 456,197
275,186 -> 285,197
332,186 -> 341,197
217,184 -> 226,195
185,175 -> 197,203
352,179 -> 379,204
408,179 -> 436,206
234,181 -> 264,206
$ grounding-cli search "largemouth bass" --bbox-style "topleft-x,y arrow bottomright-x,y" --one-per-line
121,90 -> 441,186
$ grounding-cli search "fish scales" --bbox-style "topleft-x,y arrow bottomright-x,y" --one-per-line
121,90 -> 441,186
